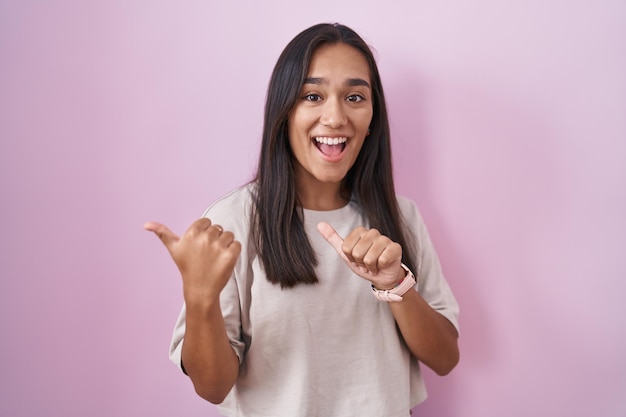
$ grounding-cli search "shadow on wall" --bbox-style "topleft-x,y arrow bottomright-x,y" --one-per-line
384,64 -> 562,415
384,70 -> 468,416
386,55 -> 570,414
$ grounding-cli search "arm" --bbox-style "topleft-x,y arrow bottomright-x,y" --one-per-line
390,284 -> 459,375
145,219 -> 241,403
317,222 -> 459,376
182,296 -> 240,403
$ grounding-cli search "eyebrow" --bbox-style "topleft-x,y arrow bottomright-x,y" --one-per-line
304,77 -> 371,88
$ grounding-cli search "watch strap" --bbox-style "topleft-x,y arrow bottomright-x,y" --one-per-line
371,263 -> 417,302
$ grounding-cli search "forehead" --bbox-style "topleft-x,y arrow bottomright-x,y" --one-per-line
306,43 -> 371,82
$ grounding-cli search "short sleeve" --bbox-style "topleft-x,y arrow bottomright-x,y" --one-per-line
168,274 -> 246,373
398,196 -> 460,334
168,186 -> 254,372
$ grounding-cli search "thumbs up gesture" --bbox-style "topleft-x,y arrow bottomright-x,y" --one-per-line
144,219 -> 241,304
317,222 -> 405,290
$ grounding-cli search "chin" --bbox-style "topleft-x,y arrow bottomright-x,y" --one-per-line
315,172 -> 347,184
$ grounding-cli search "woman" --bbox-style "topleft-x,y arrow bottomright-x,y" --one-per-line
145,23 -> 459,417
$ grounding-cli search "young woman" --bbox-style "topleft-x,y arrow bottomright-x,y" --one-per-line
145,23 -> 459,417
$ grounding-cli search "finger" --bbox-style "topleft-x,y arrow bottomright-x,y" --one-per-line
342,226 -> 369,264
317,222 -> 351,263
143,221 -> 180,249
219,230 -> 235,245
361,240 -> 388,274
205,224 -> 224,239
361,234 -> 396,274
190,217 -> 212,231
351,233 -> 377,264
227,240 -> 242,256
377,242 -> 403,269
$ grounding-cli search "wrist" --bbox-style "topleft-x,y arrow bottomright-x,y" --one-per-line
184,287 -> 222,310
371,263 -> 417,302
373,265 -> 408,290
184,298 -> 223,323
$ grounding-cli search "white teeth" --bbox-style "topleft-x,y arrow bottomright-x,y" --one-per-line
315,137 -> 348,145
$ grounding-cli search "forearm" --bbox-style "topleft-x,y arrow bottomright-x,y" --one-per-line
182,299 -> 239,404
390,289 -> 459,375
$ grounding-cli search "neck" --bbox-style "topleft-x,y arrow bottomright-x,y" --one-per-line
296,181 -> 348,211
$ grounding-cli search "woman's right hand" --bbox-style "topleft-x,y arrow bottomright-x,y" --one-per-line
144,219 -> 241,305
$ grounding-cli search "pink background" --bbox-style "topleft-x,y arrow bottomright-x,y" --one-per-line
1,1 -> 625,416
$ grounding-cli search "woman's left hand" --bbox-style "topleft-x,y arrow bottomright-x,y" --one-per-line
317,222 -> 405,289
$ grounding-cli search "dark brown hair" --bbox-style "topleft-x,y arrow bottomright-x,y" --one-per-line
252,23 -> 416,288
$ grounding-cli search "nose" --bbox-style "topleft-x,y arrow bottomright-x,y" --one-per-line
320,97 -> 347,128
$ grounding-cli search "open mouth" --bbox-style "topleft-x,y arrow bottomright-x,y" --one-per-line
314,136 -> 347,157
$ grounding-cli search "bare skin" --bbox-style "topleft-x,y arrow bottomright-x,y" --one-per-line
145,218 -> 458,405
144,219 -> 241,403
145,42 -> 458,404
317,222 -> 459,375
291,42 -> 459,374
144,218 -> 459,404
288,43 -> 372,211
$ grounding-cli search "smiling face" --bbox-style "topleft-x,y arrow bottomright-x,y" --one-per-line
288,42 -> 374,208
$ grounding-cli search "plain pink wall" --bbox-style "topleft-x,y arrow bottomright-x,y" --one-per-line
1,1 -> 625,416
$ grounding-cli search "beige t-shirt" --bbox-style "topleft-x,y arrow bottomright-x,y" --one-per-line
170,184 -> 459,417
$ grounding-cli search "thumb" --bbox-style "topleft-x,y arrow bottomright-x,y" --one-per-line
144,221 -> 180,250
317,222 -> 349,262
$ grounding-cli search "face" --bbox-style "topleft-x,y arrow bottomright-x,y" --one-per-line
288,42 -> 374,195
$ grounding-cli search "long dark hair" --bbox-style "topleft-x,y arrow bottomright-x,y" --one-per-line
252,23 -> 416,288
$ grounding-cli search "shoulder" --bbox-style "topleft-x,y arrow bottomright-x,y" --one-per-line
201,183 -> 256,227
395,194 -> 432,248
395,194 -> 423,224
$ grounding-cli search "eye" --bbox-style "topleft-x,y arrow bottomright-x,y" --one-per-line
303,93 -> 322,102
347,94 -> 365,103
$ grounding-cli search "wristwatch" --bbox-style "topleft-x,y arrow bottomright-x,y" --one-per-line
371,263 -> 417,302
